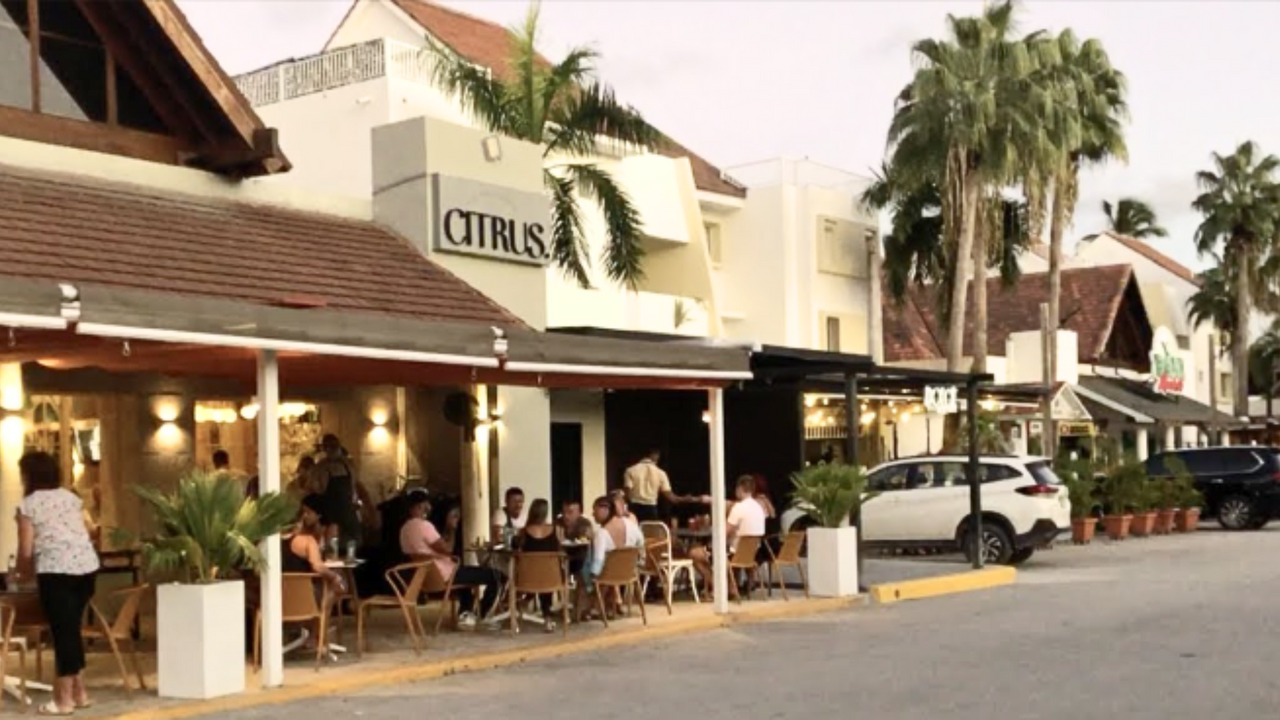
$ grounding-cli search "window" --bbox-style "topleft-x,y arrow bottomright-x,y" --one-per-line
868,464 -> 914,492
704,222 -> 722,266
825,316 -> 841,352
1025,461 -> 1061,486
936,462 -> 1021,486
1177,334 -> 1191,351
816,217 -> 871,278
1219,372 -> 1233,400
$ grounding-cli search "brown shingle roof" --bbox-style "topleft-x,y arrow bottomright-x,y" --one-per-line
1094,232 -> 1202,287
388,0 -> 746,199
0,164 -> 521,327
882,265 -> 1137,363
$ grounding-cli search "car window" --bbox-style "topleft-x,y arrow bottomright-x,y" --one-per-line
1026,461 -> 1062,485
1220,450 -> 1263,473
985,464 -> 1024,482
867,464 -> 912,492
1178,451 -> 1216,475
931,462 -> 1017,486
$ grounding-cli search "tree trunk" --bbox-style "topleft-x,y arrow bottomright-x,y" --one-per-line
971,202 -> 988,374
947,169 -> 981,373
1044,177 -> 1066,460
1234,251 -> 1251,419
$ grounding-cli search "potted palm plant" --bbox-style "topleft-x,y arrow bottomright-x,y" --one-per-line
789,463 -> 875,597
1153,479 -> 1178,535
1129,477 -> 1159,538
1174,476 -> 1204,532
1062,470 -> 1101,545
1100,459 -> 1143,541
134,470 -> 296,699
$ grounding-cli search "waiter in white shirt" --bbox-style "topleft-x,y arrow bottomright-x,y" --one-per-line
622,449 -> 705,522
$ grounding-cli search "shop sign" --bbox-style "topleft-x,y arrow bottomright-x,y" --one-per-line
1148,327 -> 1185,395
924,385 -> 958,415
431,175 -> 551,266
1058,421 -> 1095,437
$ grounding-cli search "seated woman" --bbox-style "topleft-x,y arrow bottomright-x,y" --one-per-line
513,499 -> 562,633
399,490 -> 503,629
284,494 -> 347,596
575,495 -> 643,621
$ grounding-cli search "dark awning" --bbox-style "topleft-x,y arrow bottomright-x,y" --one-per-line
1077,375 -> 1244,427
0,277 -> 68,330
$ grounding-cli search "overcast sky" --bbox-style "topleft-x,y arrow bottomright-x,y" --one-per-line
178,1 -> 1280,274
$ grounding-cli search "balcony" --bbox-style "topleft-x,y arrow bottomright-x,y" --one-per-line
234,39 -> 439,108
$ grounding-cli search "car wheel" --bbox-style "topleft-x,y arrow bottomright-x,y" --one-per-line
964,523 -> 1014,565
1217,495 -> 1257,530
1009,548 -> 1035,565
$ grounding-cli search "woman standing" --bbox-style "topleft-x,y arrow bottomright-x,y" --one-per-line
313,434 -> 361,550
13,452 -> 99,716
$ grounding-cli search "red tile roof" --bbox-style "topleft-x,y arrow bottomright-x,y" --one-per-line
882,265 -> 1137,363
1092,232 -> 1202,287
388,0 -> 746,199
0,164 -> 522,327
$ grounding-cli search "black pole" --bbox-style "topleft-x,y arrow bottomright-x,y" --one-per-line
967,379 -> 983,569
844,374 -> 866,592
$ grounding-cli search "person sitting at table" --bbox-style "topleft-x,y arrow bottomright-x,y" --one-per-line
689,475 -> 766,598
13,451 -> 99,716
558,500 -> 594,542
283,494 -> 346,595
491,486 -> 526,544
400,491 -> 502,629
513,499 -> 562,633
576,495 -> 643,622
609,489 -> 641,534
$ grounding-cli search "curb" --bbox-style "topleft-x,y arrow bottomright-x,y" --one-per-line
100,596 -> 865,720
870,566 -> 1017,605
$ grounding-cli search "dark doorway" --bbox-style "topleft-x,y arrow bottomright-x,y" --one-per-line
550,423 -> 584,509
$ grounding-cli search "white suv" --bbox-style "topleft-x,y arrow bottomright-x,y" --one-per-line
782,456 -> 1070,565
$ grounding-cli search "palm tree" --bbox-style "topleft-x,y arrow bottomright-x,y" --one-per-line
885,1 -> 1042,373
1102,198 -> 1167,239
1187,264 -> 1236,350
1192,141 -> 1280,417
1249,325 -> 1280,420
425,4 -> 660,288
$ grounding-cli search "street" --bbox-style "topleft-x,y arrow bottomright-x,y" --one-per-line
224,527 -> 1280,719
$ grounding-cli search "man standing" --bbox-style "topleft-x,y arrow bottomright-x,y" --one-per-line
623,449 -> 701,522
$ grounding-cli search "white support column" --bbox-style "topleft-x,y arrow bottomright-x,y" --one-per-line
256,350 -> 283,688
708,388 -> 728,615
0,363 -> 23,566
1136,427 -> 1149,461
1164,425 -> 1176,451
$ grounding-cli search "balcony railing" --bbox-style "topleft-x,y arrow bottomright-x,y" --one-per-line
234,39 -> 435,108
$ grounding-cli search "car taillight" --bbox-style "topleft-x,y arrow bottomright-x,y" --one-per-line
1272,471 -> 1280,483
1016,485 -> 1059,497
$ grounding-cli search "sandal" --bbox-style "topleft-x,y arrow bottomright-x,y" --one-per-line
37,701 -> 74,716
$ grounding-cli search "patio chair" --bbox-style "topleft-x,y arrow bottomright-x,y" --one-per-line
420,559 -> 463,635
726,536 -> 765,604
509,552 -> 569,636
593,546 -> 646,629
83,583 -> 149,692
356,562 -> 429,657
0,602 -> 28,708
254,573 -> 332,671
765,532 -> 808,600
639,522 -> 700,614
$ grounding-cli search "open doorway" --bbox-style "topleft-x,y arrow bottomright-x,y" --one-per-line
550,423 -> 583,509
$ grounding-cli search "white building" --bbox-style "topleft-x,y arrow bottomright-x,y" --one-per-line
231,0 -> 881,503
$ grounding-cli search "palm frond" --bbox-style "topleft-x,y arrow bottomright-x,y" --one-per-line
567,163 -> 646,288
543,168 -> 590,288
422,34 -> 516,136
547,81 -> 661,158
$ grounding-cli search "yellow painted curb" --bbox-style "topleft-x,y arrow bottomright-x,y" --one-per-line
870,566 -> 1017,605
101,596 -> 863,720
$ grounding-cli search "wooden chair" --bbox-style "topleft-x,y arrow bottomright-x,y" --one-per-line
254,574 -> 332,671
639,522 -> 699,614
509,552 -> 569,636
593,546 -> 646,628
0,602 -> 28,709
765,532 -> 809,600
726,536 -> 764,604
356,562 -> 429,657
420,559 -> 462,636
83,584 -> 149,692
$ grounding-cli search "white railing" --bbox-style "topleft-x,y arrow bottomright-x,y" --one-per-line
234,39 -> 435,108
805,425 -> 848,441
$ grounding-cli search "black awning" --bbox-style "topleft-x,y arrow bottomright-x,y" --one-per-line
1077,375 -> 1244,427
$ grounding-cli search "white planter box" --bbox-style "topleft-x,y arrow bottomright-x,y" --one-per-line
807,526 -> 859,597
157,581 -> 246,699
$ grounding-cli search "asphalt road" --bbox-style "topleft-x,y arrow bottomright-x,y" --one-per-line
227,527 -> 1280,719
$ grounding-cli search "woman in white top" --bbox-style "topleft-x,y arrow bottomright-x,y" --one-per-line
575,495 -> 642,622
13,452 -> 100,716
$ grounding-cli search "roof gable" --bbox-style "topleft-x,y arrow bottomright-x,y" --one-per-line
1083,232 -> 1202,287
0,0 -> 286,177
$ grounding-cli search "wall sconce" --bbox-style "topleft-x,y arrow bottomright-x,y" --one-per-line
240,403 -> 260,421
980,399 -> 999,412
482,134 -> 502,162
370,406 -> 390,427
152,395 -> 183,423
0,363 -> 22,412
701,411 -> 711,424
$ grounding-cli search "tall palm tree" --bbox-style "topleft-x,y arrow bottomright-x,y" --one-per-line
1249,324 -> 1280,419
1187,264 -> 1237,351
1102,198 -> 1168,239
425,4 -> 660,288
1192,141 -> 1280,417
885,1 -> 1042,373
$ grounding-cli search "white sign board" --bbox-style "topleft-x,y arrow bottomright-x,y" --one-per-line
924,385 -> 959,415
432,174 -> 552,266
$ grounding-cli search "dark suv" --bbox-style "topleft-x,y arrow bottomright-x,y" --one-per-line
1145,447 -> 1280,530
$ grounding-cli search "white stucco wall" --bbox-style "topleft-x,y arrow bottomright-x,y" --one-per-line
325,0 -> 432,50
549,390 -> 607,504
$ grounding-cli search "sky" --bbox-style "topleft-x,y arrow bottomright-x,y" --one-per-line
177,0 -> 1280,274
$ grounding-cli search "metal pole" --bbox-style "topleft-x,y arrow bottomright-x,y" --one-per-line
708,388 -> 729,614
256,350 -> 283,687
1040,302 -> 1054,458
966,379 -> 983,570
843,375 -> 866,592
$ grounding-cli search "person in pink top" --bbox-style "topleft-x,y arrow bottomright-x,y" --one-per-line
398,491 -> 502,629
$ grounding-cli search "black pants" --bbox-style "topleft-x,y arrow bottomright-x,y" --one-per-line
632,503 -> 660,523
453,566 -> 503,616
37,572 -> 95,677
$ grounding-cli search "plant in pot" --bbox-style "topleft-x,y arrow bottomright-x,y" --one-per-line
1099,459 -> 1144,541
1061,470 -> 1101,545
133,470 -> 296,699
1128,475 -> 1159,538
1153,478 -> 1179,535
1165,455 -> 1203,532
789,463 -> 876,597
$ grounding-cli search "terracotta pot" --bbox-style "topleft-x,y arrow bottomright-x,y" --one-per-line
1154,509 -> 1177,535
1071,517 -> 1098,545
1102,514 -> 1132,540
1130,512 -> 1158,537
1175,508 -> 1202,533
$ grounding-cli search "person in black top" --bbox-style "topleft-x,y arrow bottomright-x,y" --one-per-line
314,434 -> 362,549
513,499 -> 562,633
